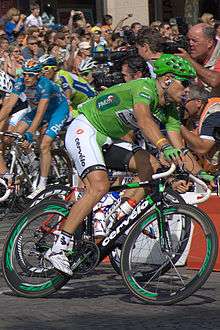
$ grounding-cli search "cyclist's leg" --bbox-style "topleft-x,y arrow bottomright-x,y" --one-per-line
37,107 -> 68,191
104,141 -> 153,203
126,148 -> 153,202
45,115 -> 111,274
38,134 -> 53,189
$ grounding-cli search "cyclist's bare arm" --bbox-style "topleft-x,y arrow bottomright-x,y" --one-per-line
133,103 -> 169,149
0,94 -> 19,124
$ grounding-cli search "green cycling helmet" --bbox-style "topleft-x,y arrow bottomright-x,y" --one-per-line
154,54 -> 196,80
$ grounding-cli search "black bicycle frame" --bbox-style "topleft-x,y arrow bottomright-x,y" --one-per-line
96,180 -> 163,262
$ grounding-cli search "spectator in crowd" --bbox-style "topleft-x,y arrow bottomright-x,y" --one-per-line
0,37 -> 9,53
0,38 -> 9,70
4,8 -> 25,43
178,23 -> 220,95
101,27 -> 112,47
44,30 -> 56,45
200,13 -> 215,27
136,28 -> 163,77
0,22 -> 6,37
25,2 -> 43,28
131,22 -> 142,36
92,29 -> 107,53
16,32 -> 26,47
3,44 -> 23,77
72,41 -> 91,74
160,22 -> 173,40
170,24 -> 180,40
150,20 -> 162,32
181,84 -> 220,172
85,22 -> 92,34
68,10 -> 86,33
41,4 -> 55,27
53,31 -> 71,61
26,26 -> 40,38
110,32 -> 124,51
121,55 -> 150,82
101,14 -> 113,34
21,36 -> 44,60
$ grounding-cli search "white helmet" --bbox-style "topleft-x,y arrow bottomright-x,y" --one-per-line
38,54 -> 58,66
0,70 -> 13,94
78,58 -> 97,74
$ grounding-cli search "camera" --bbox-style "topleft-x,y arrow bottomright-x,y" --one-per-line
92,48 -> 138,90
162,36 -> 188,54
122,29 -> 136,45
93,68 -> 124,90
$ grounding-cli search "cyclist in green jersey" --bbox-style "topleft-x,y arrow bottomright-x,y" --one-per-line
39,55 -> 96,118
45,54 -> 197,275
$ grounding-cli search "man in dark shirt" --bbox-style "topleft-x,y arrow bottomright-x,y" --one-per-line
21,36 -> 44,60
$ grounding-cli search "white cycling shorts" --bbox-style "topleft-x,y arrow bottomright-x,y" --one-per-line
65,114 -> 112,179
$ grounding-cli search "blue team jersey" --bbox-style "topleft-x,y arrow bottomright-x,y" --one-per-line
12,76 -> 66,114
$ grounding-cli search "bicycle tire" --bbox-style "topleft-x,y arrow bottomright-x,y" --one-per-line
120,204 -> 218,305
2,199 -> 71,298
30,184 -> 72,207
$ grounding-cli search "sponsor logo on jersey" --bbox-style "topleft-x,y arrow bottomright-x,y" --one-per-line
139,92 -> 151,100
50,117 -> 67,135
96,94 -> 120,111
75,137 -> 85,167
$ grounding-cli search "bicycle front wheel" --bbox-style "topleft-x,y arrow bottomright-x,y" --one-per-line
121,204 -> 218,305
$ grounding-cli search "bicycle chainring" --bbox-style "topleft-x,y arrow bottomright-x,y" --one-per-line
69,240 -> 100,276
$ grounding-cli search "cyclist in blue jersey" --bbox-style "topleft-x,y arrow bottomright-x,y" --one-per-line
0,59 -> 69,197
39,55 -> 96,119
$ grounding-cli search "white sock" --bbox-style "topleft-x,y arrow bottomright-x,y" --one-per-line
52,231 -> 72,253
38,176 -> 47,188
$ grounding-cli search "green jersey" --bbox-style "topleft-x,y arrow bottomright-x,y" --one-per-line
78,78 -> 180,139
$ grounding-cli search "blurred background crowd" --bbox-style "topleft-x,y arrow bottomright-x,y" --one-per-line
0,2 -> 220,175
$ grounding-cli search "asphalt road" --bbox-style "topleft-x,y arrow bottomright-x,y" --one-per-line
0,215 -> 219,330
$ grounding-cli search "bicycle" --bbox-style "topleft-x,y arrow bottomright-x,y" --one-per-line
2,164 -> 218,305
0,131 -> 73,214
27,164 -> 190,275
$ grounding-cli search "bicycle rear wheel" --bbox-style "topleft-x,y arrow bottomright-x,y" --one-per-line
121,204 -> 218,305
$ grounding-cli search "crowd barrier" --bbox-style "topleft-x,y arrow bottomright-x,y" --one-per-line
188,194 -> 220,271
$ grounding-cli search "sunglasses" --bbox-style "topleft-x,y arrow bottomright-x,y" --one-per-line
29,42 -> 38,45
23,72 -> 39,77
42,65 -> 57,71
